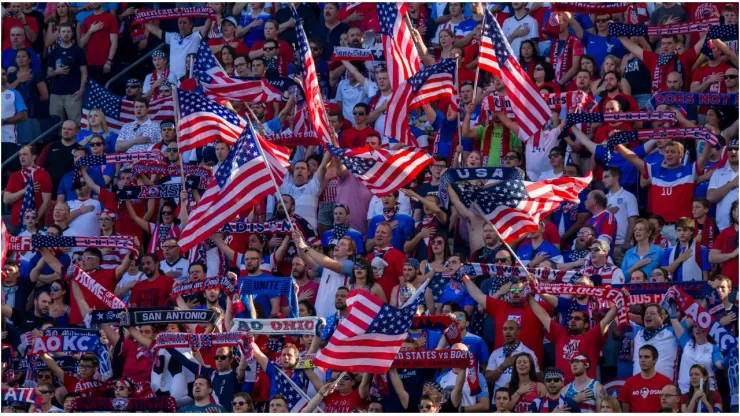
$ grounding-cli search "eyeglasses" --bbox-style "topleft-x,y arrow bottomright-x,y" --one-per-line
453,312 -> 466,320
37,390 -> 53,395
419,404 -> 434,410
510,287 -> 523,293
504,155 -> 519,161
569,315 -> 585,321
90,142 -> 104,147
98,217 -> 113,222
431,240 -> 445,246
165,148 -> 178,153
494,258 -> 511,264
82,256 -> 98,261
214,354 -> 230,361
545,378 -> 562,383
548,153 -> 562,159
50,286 -> 62,292
263,47 -> 276,51
341,375 -> 351,381
232,401 -> 246,406
729,147 -> 739,152
353,112 -> 366,116
725,75 -> 738,80
534,67 -> 544,71
432,163 -> 446,169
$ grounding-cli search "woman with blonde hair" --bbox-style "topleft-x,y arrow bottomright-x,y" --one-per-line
621,218 -> 666,280
593,54 -> 631,95
598,396 -> 621,412
76,108 -> 117,153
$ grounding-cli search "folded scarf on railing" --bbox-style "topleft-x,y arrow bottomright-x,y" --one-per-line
608,18 -> 719,37
71,396 -> 177,412
219,218 -> 292,234
231,317 -> 322,335
651,92 -> 739,108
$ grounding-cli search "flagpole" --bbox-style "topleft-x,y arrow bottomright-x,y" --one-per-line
471,202 -> 536,283
243,107 -> 294,231
454,57 -> 463,167
172,88 -> 188,185
471,11 -> 484,104
275,367 -> 325,413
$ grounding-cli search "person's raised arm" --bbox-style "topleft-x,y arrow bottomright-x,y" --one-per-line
613,143 -> 647,177
145,22 -> 163,40
696,138 -> 713,174
114,242 -> 135,282
449,365 -> 467,409
250,341 -> 270,371
618,36 -> 644,61
99,323 -> 121,347
125,199 -> 151,231
571,126 -> 598,155
388,368 -> 410,409
292,229 -> 345,273
713,38 -> 739,67
461,274 -> 487,307
422,103 -> 437,125
70,280 -> 92,318
196,19 -> 213,39
447,183 -> 476,221
568,13 -> 585,40
341,61 -> 367,85
40,353 -> 65,380
315,150 -> 331,185
495,111 -> 522,137
38,247 -> 64,276
527,294 -> 552,332
599,306 -> 617,334
461,103 -> 478,140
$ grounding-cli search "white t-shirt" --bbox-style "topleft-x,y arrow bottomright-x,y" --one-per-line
437,369 -> 488,407
143,72 -> 179,94
606,188 -> 639,244
486,343 -> 540,394
67,198 -> 102,237
538,169 -> 563,180
632,323 -> 678,380
366,193 -> 413,220
164,31 -> 203,80
160,257 -> 190,283
335,79 -> 367,121
708,164 -> 739,230
314,260 -> 352,318
525,127 -> 561,181
1,88 -> 24,143
502,14 -> 539,60
279,173 -> 322,230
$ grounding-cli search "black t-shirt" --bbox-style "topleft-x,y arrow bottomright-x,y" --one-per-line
275,3 -> 320,46
43,141 -> 81,197
10,307 -> 55,336
24,9 -> 46,55
622,56 -> 652,96
311,21 -> 350,61
47,44 -> 87,95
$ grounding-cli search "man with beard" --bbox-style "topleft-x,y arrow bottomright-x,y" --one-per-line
321,204 -> 364,254
178,376 -> 225,412
529,368 -> 581,412
127,253 -> 174,307
279,152 -> 330,230
280,256 -> 319,315
38,120 -> 81,198
41,245 -> 131,325
560,225 -> 596,264
529,292 -> 616,383
233,248 -> 280,319
0,288 -> 54,334
486,320 -> 540,394
253,342 -> 324,400
463,277 -> 552,365
390,259 -> 423,307
1,262 -> 33,317
620,303 -> 679,380
311,3 -> 349,61
469,223 -> 506,264
4,145 -> 52,229
562,354 -> 605,412
595,71 -> 639,115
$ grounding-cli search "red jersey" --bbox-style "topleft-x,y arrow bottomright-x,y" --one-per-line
62,374 -> 108,397
644,161 -> 701,223
208,37 -> 251,56
97,188 -> 146,242
5,168 -> 52,226
128,274 -> 175,307
81,12 -> 118,66
587,210 -> 618,245
485,296 -> 553,365
340,126 -> 379,149
366,248 -> 406,300
69,268 -> 117,325
691,62 -> 733,114
547,322 -> 606,384
323,388 -> 369,413
597,92 -> 639,114
618,372 -> 673,413
1,17 -> 38,49
119,338 -> 154,383
549,35 -> 584,84
714,226 -> 739,286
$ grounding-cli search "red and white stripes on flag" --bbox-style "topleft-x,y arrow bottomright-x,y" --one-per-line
408,73 -> 457,111
378,3 -> 420,89
292,6 -> 333,147
81,97 -> 174,133
478,9 -> 549,139
175,88 -> 248,152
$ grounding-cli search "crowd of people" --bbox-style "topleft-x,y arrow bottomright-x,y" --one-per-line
1,1 -> 739,413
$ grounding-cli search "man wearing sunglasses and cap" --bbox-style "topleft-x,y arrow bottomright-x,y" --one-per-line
530,368 -> 581,413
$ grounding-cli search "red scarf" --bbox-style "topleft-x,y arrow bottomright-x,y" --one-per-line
21,165 -> 38,184
149,68 -> 170,100
550,35 -> 575,83
693,217 -> 717,249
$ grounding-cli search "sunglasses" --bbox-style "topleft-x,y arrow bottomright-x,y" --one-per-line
263,47 -> 276,51
495,258 -> 511,264
725,75 -> 738,79
431,240 -> 445,246
590,247 -> 603,252
38,390 -> 53,394
510,287 -> 524,293
504,155 -> 519,161
545,378 -> 562,383
419,404 -> 434,410
453,312 -> 466,320
90,142 -> 104,147
161,211 -> 173,215
214,355 -> 230,361
232,401 -> 246,406
50,286 -> 62,292
341,375 -> 351,381
569,315 -> 585,321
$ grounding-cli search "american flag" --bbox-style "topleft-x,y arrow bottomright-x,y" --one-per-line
178,122 -> 290,251
30,234 -> 138,256
192,40 -> 283,103
463,175 -> 592,242
563,111 -> 676,129
384,59 -> 457,147
19,179 -> 36,230
175,88 -> 247,152
478,9 -> 549,139
81,80 -> 174,133
377,2 -> 420,89
291,5 -> 333,147
312,279 -> 428,373
274,368 -> 309,412
608,18 -> 719,37
329,144 -> 433,196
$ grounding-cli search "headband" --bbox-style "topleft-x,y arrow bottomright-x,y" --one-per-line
100,209 -> 117,220
404,258 -> 420,269
424,381 -> 442,392
545,369 -> 564,380
152,50 -> 167,59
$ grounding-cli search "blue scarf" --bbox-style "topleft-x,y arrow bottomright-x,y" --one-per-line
651,91 -> 738,108
42,328 -> 112,380
239,277 -> 298,318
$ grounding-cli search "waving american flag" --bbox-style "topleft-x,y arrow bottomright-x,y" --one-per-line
479,9 -> 549,139
330,144 -> 432,196
383,59 -> 457,147
274,368 -> 309,412
378,2 -> 420,89
312,279 -> 428,373
175,88 -> 247,152
193,40 -> 283,103
178,122 -> 290,251
81,80 -> 174,133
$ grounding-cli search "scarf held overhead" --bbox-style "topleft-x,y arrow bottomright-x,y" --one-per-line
533,283 -> 628,325
231,317 -> 323,335
31,234 -> 137,256
117,184 -> 188,200
133,7 -> 216,24
66,265 -> 127,309
651,92 -> 739,108
550,2 -> 629,13
131,162 -> 211,178
608,18 -> 720,37
564,111 -> 676,129
40,327 -> 114,381
153,332 -> 250,350
391,349 -> 471,368
125,309 -> 217,326
219,219 -> 292,234
72,397 -> 177,412
239,276 -> 298,318
169,275 -> 239,300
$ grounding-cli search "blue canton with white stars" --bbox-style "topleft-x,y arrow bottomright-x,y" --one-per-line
19,179 -> 36,228
215,126 -> 262,188
472,178 -> 529,215
193,40 -> 223,84
485,9 -> 515,62
32,235 -> 77,248
366,294 -> 424,336
329,145 -> 375,176
83,80 -> 122,120
377,3 -> 399,37
75,154 -> 107,168
407,59 -> 456,93
275,369 -> 306,411
291,6 -> 310,75
177,88 -> 242,126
